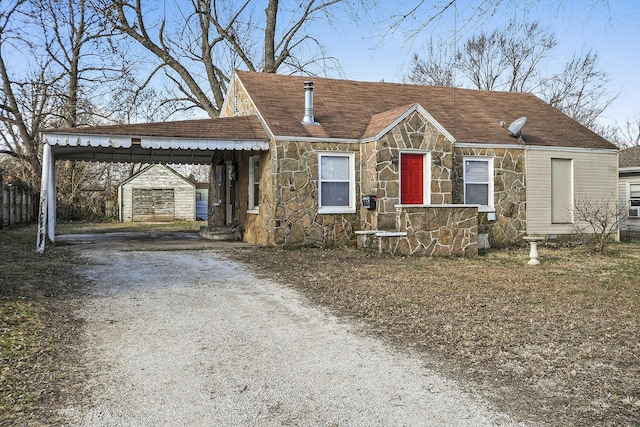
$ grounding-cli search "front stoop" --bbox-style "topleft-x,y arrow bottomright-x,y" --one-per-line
199,225 -> 237,241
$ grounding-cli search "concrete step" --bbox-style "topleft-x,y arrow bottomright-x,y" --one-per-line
199,225 -> 238,241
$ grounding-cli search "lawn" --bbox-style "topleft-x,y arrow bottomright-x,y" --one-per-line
1,223 -> 639,426
228,242 -> 640,426
0,226 -> 85,425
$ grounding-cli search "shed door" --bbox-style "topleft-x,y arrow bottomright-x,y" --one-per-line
401,154 -> 424,204
132,189 -> 175,222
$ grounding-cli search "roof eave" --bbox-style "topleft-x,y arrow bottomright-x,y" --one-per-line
367,103 -> 456,143
620,166 -> 640,173
42,132 -> 270,151
232,72 -> 276,141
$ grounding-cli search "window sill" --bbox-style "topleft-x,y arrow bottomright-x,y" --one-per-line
477,206 -> 495,213
393,204 -> 494,212
247,209 -> 259,215
318,207 -> 356,215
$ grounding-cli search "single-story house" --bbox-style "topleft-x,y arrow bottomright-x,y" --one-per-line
118,164 -> 196,222
619,145 -> 640,238
39,71 -> 619,255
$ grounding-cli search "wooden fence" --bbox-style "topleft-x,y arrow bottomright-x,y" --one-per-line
1,174 -> 37,229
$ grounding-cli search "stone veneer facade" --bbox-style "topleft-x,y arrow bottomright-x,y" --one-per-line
394,206 -> 478,256
360,110 -> 454,231
453,147 -> 527,247
211,75 -> 525,255
357,110 -> 479,256
270,141 -> 360,246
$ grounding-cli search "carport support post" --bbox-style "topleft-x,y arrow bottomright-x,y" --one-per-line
36,143 -> 56,253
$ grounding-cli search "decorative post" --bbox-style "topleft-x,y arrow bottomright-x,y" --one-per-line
524,236 -> 545,266
37,143 -> 52,253
47,149 -> 56,242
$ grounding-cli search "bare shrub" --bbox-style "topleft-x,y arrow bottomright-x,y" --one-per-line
571,194 -> 622,252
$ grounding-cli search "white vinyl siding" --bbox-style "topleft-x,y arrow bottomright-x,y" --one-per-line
551,158 -> 573,223
619,177 -> 640,237
629,183 -> 640,217
318,152 -> 355,214
526,149 -> 618,235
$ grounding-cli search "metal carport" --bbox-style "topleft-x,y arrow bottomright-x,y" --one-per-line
37,116 -> 269,252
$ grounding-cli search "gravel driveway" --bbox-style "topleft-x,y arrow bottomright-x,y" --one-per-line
60,237 -> 524,426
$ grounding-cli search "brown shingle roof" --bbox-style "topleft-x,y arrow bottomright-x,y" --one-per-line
620,145 -> 640,168
46,116 -> 267,141
361,104 -> 417,140
236,71 -> 615,149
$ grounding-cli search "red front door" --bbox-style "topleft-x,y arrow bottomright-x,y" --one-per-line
401,153 -> 424,204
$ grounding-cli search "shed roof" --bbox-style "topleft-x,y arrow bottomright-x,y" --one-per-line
620,145 -> 640,170
119,164 -> 195,188
235,70 -> 615,150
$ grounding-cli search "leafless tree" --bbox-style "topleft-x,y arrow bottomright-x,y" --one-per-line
405,38 -> 455,87
406,19 -> 614,130
0,0 -> 49,187
96,0 -> 352,118
614,116 -> 640,148
0,0 -> 130,191
407,20 -> 556,92
35,0 -> 131,128
541,50 -> 614,129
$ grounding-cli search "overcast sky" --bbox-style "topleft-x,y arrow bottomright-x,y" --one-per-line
315,0 -> 639,127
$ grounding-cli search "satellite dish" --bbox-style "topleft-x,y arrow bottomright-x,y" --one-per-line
507,117 -> 527,138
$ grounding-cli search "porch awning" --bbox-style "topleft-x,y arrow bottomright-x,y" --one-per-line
42,115 -> 270,164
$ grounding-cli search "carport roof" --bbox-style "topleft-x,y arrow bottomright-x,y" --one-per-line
42,116 -> 269,164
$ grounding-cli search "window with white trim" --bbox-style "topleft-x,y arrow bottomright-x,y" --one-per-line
629,183 -> 640,217
318,152 -> 355,213
248,155 -> 260,213
463,157 -> 493,209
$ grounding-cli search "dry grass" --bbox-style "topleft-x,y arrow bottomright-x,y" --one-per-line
56,219 -> 206,234
2,222 -> 639,426
228,243 -> 640,426
0,221 -> 204,425
0,226 -> 86,426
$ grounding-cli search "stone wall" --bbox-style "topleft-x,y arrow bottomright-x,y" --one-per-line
360,110 -> 454,231
358,206 -> 478,256
218,75 -> 361,247
270,140 -> 360,247
207,150 -> 272,245
393,206 -> 478,256
453,147 -> 527,247
222,75 -> 257,117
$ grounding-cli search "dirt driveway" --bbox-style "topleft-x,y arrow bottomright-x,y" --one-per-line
59,233 -> 524,426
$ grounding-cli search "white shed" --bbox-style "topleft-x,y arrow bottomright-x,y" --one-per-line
118,164 -> 196,222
